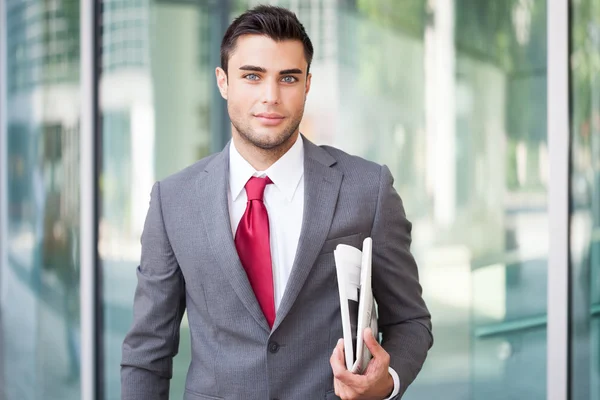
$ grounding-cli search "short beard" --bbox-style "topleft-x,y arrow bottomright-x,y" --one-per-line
231,115 -> 302,151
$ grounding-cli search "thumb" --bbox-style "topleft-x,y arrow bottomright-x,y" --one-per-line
363,328 -> 385,358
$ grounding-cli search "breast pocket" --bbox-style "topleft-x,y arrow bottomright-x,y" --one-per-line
320,233 -> 365,255
185,389 -> 224,400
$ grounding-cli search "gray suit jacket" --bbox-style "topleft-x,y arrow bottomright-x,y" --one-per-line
121,137 -> 433,400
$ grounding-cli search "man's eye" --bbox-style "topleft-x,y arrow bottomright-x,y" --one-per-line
244,74 -> 259,81
281,76 -> 298,83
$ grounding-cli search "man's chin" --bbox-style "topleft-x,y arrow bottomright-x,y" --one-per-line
246,131 -> 296,150
250,138 -> 286,150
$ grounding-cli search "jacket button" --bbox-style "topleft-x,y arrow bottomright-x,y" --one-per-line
268,341 -> 280,353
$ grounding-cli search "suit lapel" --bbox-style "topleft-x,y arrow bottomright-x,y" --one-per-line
273,138 -> 342,331
196,143 -> 271,333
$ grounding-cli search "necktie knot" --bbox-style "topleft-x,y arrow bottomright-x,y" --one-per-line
245,176 -> 272,201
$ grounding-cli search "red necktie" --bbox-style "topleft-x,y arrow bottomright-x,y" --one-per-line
235,176 -> 275,328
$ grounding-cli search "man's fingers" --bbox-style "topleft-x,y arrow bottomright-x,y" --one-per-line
332,341 -> 345,398
330,354 -> 353,383
333,377 -> 343,398
330,345 -> 364,388
331,339 -> 345,365
336,338 -> 345,354
335,372 -> 364,392
330,340 -> 348,374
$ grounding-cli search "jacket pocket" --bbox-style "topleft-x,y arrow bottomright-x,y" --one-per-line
320,233 -> 365,255
184,389 -> 224,400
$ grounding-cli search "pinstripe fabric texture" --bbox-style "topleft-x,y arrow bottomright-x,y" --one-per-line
121,136 -> 433,400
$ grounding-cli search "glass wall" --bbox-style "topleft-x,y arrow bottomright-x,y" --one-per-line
99,0 -> 221,397
0,0 -> 81,399
331,1 -> 548,398
570,0 -> 600,398
100,0 -> 549,399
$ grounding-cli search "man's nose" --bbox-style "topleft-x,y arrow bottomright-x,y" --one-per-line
262,80 -> 280,105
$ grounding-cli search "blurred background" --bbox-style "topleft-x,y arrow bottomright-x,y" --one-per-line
0,0 -> 598,399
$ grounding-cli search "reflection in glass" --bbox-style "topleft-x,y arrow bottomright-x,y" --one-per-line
1,0 -> 81,399
570,0 -> 600,398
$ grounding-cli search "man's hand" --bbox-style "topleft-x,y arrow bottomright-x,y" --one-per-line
329,328 -> 394,400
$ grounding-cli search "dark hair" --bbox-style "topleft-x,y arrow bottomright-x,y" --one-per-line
220,5 -> 314,75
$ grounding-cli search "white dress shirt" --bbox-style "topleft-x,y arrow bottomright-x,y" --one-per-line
227,135 -> 400,399
228,135 -> 304,310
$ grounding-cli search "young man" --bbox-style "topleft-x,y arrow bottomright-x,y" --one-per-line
121,5 -> 432,400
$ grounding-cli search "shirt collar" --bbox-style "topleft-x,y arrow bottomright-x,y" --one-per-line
229,135 -> 304,202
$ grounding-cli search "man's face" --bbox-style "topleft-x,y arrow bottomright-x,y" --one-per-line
216,35 -> 311,151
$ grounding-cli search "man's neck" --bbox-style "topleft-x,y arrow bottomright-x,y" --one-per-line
232,132 -> 299,171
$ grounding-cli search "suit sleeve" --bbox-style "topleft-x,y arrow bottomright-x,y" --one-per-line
371,165 -> 433,398
121,181 -> 186,400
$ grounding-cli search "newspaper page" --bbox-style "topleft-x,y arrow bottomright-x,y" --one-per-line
334,244 -> 362,370
334,237 -> 378,373
352,238 -> 378,373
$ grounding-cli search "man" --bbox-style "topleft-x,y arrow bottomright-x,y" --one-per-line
121,5 -> 432,400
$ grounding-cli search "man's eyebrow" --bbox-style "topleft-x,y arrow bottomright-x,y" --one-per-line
279,68 -> 303,75
239,65 -> 267,73
238,65 -> 304,75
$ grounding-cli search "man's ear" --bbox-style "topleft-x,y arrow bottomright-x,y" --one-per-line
305,72 -> 312,96
215,67 -> 228,100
